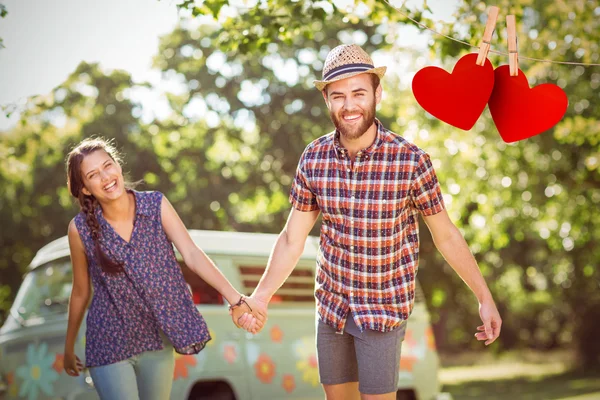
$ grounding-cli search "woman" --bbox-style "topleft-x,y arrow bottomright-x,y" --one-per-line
63,137 -> 264,399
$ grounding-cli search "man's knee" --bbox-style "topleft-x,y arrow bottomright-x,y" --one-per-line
323,382 -> 361,400
360,391 -> 397,400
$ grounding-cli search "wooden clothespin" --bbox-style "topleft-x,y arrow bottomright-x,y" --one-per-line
476,6 -> 500,66
506,15 -> 519,76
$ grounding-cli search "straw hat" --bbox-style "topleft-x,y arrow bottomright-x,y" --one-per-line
313,44 -> 387,91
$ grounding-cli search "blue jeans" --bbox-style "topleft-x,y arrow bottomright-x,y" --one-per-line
89,339 -> 174,400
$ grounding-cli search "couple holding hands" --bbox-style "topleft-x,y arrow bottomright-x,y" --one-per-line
63,44 -> 502,400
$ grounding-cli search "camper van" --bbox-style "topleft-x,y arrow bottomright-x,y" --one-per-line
0,230 -> 446,399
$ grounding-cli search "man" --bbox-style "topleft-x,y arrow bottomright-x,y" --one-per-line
239,44 -> 502,400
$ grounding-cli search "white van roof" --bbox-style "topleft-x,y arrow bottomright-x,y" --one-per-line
29,230 -> 320,270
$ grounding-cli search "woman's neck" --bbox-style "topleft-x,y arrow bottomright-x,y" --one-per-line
100,191 -> 134,222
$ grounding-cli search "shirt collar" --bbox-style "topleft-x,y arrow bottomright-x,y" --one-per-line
334,118 -> 386,159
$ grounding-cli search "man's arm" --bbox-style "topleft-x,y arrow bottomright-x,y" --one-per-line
423,209 -> 502,345
238,208 -> 320,330
254,207 -> 320,301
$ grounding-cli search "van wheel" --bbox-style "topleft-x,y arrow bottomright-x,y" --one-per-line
396,389 -> 417,400
188,381 -> 236,400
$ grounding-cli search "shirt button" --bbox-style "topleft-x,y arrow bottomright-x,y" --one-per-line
350,219 -> 354,225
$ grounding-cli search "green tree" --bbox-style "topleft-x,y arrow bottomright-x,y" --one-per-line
428,0 -> 600,368
1,0 -> 598,370
180,0 -> 600,367
176,0 -> 424,54
0,62 -> 160,320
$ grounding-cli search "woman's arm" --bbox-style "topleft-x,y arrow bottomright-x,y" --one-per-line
64,220 -> 91,375
160,196 -> 244,308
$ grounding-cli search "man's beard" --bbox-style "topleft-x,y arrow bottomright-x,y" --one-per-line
330,103 -> 376,141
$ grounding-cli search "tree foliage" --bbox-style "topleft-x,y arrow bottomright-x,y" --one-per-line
1,0 -> 599,368
423,0 -> 600,367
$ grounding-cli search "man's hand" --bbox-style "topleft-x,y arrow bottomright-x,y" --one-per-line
237,295 -> 269,334
475,300 -> 502,345
229,296 -> 268,334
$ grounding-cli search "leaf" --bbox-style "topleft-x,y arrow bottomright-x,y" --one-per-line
192,0 -> 228,18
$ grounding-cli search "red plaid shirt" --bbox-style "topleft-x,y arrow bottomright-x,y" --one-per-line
290,120 -> 445,333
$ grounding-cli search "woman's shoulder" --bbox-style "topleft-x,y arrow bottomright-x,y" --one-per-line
135,189 -> 164,201
73,211 -> 87,229
71,212 -> 91,242
134,190 -> 165,216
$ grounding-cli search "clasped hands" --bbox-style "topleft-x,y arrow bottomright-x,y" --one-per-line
229,295 -> 268,334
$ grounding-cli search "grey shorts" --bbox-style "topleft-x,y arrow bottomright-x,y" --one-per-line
316,315 -> 407,395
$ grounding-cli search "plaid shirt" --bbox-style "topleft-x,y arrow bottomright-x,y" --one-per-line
290,120 -> 445,333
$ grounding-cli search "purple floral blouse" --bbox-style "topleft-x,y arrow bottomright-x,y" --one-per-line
74,190 -> 211,367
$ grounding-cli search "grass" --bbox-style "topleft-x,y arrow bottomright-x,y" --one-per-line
439,350 -> 600,400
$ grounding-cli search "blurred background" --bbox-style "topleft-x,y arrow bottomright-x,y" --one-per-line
1,0 -> 599,398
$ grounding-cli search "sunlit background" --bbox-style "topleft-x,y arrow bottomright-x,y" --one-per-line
1,0 -> 599,399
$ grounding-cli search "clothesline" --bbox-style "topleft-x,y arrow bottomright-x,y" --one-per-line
382,0 -> 600,67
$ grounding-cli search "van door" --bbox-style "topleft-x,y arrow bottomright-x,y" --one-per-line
170,256 -> 249,400
236,258 -> 321,400
398,280 -> 441,399
0,258 -> 97,400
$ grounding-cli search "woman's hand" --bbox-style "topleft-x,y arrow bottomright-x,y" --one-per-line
63,352 -> 84,377
229,295 -> 268,334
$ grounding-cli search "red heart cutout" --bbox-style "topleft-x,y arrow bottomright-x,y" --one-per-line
412,53 -> 495,130
489,65 -> 568,143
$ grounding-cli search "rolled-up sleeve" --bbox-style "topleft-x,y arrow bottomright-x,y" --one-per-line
410,153 -> 445,216
289,153 -> 319,212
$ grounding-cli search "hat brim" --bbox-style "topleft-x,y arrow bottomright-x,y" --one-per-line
313,66 -> 387,91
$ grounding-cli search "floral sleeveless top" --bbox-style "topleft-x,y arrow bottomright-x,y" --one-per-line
74,190 -> 211,367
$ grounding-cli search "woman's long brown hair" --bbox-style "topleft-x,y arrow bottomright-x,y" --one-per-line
66,137 -> 125,274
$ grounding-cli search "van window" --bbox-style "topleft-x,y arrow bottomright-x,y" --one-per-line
179,262 -> 224,305
238,265 -> 315,304
11,258 -> 72,324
